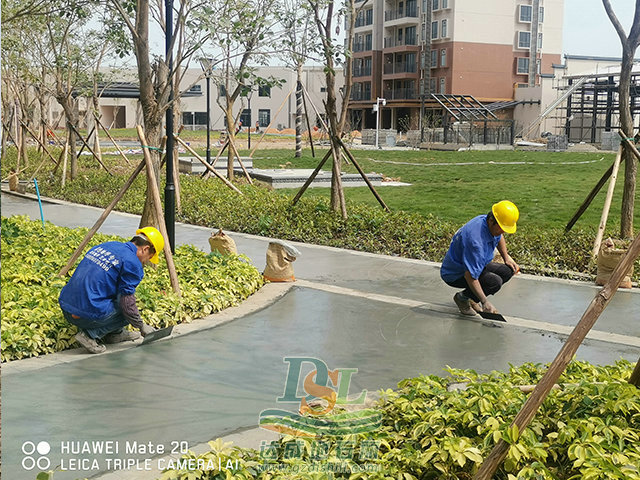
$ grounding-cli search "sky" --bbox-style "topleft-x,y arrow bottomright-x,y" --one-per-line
562,0 -> 634,57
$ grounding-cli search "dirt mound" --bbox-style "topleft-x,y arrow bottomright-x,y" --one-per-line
280,128 -> 296,135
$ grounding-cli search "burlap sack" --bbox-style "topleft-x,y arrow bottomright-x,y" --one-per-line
596,238 -> 633,288
263,240 -> 301,282
8,172 -> 18,191
208,229 -> 237,255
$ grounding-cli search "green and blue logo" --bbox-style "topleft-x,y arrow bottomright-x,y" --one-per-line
259,357 -> 382,437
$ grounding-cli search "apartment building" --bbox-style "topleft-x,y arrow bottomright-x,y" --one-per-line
349,0 -> 564,132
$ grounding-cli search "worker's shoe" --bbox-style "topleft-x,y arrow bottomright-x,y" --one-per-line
103,329 -> 141,344
453,293 -> 478,317
75,331 -> 106,354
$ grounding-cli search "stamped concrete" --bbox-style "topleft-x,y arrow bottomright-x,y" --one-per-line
1,191 -> 639,480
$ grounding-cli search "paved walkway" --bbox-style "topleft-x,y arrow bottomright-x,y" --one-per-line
2,191 -> 639,480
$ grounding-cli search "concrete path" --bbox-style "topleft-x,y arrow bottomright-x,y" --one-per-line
2,191 -> 639,480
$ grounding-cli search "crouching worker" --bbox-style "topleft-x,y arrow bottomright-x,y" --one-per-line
440,201 -> 520,316
59,227 -> 163,353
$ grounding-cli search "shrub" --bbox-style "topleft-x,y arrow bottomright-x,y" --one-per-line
155,360 -> 639,480
0,216 -> 264,362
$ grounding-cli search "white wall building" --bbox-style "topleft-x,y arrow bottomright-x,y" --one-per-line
50,66 -> 343,133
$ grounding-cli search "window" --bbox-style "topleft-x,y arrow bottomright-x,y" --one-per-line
366,8 -> 373,24
218,84 -> 227,97
440,48 -> 447,67
519,5 -> 532,22
433,0 -> 439,9
441,19 -> 448,38
397,28 -> 403,44
258,85 -> 271,97
518,31 -> 531,49
431,49 -> 437,68
439,77 -> 446,94
517,57 -> 529,74
258,109 -> 270,127
539,7 -> 544,22
240,108 -> 251,127
430,78 -> 437,93
538,32 -> 543,49
442,0 -> 448,8
431,21 -> 438,39
406,26 -> 416,45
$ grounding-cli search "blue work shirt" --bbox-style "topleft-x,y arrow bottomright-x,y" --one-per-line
440,215 -> 501,282
59,241 -> 144,320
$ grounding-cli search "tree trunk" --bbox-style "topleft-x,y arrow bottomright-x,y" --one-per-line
630,357 -> 640,387
295,65 -> 303,158
225,106 -> 236,181
619,46 -> 637,238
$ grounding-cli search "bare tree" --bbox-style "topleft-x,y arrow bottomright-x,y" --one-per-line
308,0 -> 358,217
603,0 -> 640,238
107,0 -> 208,226
277,0 -> 318,158
199,0 -> 280,180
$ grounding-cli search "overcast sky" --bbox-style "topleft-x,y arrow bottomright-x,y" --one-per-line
562,0 -> 634,57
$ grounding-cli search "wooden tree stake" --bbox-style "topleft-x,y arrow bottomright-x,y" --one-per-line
592,144 -> 623,258
473,229 -> 640,479
136,126 -> 181,295
292,149 -> 332,205
94,113 -> 131,165
68,123 -> 113,176
173,135 -> 243,195
227,135 -> 253,184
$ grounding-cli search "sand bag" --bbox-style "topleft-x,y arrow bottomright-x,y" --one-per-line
8,171 -> 19,191
208,229 -> 238,255
596,238 -> 634,288
263,240 -> 301,282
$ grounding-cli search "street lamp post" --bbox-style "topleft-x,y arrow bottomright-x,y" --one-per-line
374,97 -> 386,149
247,94 -> 251,150
199,57 -> 215,165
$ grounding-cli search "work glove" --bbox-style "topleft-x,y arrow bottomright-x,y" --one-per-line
140,323 -> 156,337
481,299 -> 498,314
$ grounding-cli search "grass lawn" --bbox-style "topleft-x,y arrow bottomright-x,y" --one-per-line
250,148 -> 640,233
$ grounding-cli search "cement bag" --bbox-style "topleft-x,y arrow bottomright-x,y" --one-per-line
8,171 -> 18,191
263,240 -> 301,282
208,229 -> 237,255
596,238 -> 634,288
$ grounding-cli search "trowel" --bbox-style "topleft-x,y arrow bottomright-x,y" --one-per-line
478,311 -> 507,322
139,325 -> 174,345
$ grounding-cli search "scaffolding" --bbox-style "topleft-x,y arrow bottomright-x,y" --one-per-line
551,71 -> 640,144
430,93 -> 515,145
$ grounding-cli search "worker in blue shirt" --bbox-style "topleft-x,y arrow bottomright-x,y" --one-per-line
59,227 -> 164,354
440,201 -> 520,316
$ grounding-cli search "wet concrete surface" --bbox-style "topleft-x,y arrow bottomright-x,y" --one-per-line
2,191 -> 639,479
3,287 -> 637,479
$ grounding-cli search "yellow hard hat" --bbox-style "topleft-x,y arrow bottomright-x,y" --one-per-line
136,226 -> 165,264
492,201 -> 519,234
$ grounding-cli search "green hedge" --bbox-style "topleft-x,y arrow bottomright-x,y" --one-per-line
0,216 -> 264,362
32,170 -> 639,282
153,360 -> 639,480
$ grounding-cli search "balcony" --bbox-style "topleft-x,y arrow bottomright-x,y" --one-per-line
382,88 -> 418,100
383,62 -> 417,75
384,6 -> 418,21
355,17 -> 373,28
383,36 -> 418,48
350,91 -> 372,101
353,65 -> 373,77
353,41 -> 373,53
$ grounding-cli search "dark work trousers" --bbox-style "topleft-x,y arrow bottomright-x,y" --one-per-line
445,262 -> 515,302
